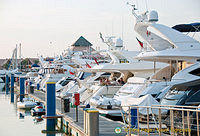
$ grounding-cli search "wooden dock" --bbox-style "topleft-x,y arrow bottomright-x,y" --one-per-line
30,91 -> 127,136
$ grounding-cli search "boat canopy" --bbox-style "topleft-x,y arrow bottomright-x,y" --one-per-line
172,23 -> 200,32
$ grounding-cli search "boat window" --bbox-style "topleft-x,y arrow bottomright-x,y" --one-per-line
189,68 -> 200,76
61,80 -> 70,86
102,73 -> 111,76
76,72 -> 82,78
185,90 -> 200,105
59,80 -> 64,85
80,72 -> 92,80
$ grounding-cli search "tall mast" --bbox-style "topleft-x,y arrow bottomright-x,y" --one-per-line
15,44 -> 18,69
19,43 -> 21,70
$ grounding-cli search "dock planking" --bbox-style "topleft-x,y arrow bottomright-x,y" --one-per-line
31,91 -> 127,136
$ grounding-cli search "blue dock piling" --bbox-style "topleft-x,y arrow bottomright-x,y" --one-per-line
37,83 -> 40,91
10,74 -> 14,103
46,82 -> 56,132
20,77 -> 25,102
5,74 -> 9,94
131,108 -> 138,128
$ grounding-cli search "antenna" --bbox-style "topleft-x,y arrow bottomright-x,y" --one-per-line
121,15 -> 124,40
145,0 -> 148,11
99,32 -> 105,43
112,18 -> 114,36
99,32 -> 114,48
127,2 -> 137,10
127,2 -> 140,20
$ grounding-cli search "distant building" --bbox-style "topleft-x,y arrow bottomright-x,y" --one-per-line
70,36 -> 95,53
0,58 -> 39,70
0,59 -> 7,69
20,58 -> 39,69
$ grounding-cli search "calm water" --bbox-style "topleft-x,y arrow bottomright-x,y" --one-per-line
0,84 -> 62,136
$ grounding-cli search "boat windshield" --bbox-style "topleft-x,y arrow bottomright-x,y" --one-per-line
80,72 -> 92,80
161,84 -> 200,105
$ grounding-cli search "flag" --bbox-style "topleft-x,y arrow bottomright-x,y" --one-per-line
69,69 -> 75,75
136,37 -> 143,48
86,62 -> 91,68
93,57 -> 99,65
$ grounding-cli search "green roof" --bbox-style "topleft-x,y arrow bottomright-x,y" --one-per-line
72,36 -> 92,47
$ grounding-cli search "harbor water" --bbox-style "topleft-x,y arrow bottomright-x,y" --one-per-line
0,83 -> 62,136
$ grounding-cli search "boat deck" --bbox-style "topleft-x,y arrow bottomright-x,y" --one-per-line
31,91 -> 127,136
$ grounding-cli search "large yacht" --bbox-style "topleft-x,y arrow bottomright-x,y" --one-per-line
89,5 -> 200,116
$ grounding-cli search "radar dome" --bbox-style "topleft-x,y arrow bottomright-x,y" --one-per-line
148,10 -> 158,22
116,38 -> 123,47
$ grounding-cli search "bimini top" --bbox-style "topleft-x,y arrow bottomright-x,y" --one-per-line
172,23 -> 200,32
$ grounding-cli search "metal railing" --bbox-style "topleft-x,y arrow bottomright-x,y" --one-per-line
120,105 -> 200,136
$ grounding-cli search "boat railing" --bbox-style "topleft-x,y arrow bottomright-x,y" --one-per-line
120,105 -> 200,136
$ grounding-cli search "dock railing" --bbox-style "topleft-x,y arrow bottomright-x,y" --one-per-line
120,105 -> 200,136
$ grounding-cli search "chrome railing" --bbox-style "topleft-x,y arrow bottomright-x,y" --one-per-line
120,105 -> 200,136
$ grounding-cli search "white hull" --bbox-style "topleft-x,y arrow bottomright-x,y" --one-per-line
17,101 -> 36,109
96,108 -> 122,117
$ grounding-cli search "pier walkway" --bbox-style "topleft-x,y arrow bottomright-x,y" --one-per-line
30,91 -> 127,136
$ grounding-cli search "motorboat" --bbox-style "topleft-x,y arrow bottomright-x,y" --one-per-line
56,76 -> 74,91
17,98 -> 36,109
89,5 -> 200,117
58,71 -> 92,98
31,105 -> 45,116
160,62 -> 200,107
89,76 -> 168,116
129,5 -> 200,63
39,64 -> 75,91
77,38 -> 167,116
85,35 -> 167,78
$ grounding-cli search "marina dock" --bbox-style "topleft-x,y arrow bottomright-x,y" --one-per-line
1,1 -> 200,136
29,91 -> 127,136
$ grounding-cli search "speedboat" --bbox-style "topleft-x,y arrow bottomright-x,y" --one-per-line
17,98 -> 36,109
31,105 -> 45,116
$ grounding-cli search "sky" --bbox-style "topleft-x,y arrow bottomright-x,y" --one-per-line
0,0 -> 199,58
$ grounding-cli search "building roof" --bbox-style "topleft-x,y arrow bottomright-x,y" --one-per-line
28,58 -> 39,65
0,59 -> 7,66
70,46 -> 95,52
72,36 -> 92,47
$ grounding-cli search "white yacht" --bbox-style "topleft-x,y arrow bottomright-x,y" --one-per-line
90,5 -> 200,116
86,35 -> 167,78
118,5 -> 200,111
32,56 -> 76,91
159,62 -> 200,106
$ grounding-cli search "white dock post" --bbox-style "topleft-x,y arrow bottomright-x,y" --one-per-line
84,109 -> 99,136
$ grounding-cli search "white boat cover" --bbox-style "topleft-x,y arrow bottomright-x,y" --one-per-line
121,94 -> 160,115
90,96 -> 121,107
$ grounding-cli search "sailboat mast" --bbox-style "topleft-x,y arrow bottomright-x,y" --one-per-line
15,44 -> 18,69
19,43 -> 21,70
